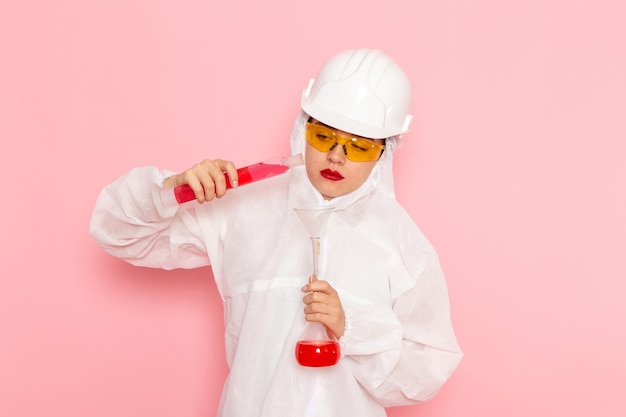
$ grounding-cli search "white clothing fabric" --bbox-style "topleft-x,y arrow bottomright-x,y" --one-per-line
89,111 -> 462,417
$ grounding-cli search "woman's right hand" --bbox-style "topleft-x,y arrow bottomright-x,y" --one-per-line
163,159 -> 239,203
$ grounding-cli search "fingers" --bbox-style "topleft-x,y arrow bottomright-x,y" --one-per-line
303,303 -> 345,339
301,278 -> 345,338
302,291 -> 340,316
176,159 -> 237,203
302,275 -> 329,292
221,161 -> 239,189
212,159 -> 238,197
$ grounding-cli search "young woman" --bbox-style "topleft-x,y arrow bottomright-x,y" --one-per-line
90,48 -> 462,417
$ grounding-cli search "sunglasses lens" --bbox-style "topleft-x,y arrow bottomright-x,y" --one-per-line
307,125 -> 336,152
344,138 -> 382,162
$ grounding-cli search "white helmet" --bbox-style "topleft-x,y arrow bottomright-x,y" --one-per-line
301,49 -> 413,139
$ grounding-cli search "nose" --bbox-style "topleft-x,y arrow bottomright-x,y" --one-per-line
327,143 -> 346,164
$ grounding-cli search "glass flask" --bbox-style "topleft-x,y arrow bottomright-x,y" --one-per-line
293,207 -> 341,367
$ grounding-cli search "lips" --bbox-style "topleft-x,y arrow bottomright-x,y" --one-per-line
320,169 -> 344,181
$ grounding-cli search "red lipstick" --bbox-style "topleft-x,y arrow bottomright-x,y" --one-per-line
320,169 -> 344,181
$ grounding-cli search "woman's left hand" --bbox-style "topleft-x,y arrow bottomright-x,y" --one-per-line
302,275 -> 346,339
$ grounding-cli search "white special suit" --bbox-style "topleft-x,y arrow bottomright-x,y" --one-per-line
89,111 -> 462,417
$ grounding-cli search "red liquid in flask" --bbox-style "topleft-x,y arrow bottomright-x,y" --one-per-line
171,163 -> 289,204
295,340 -> 340,367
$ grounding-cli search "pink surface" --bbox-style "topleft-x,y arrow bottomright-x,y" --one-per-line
2,1 -> 625,416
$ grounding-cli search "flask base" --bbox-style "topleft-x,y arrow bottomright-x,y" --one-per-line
295,340 -> 340,367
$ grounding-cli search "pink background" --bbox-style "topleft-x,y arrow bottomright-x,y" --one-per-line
2,1 -> 625,416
